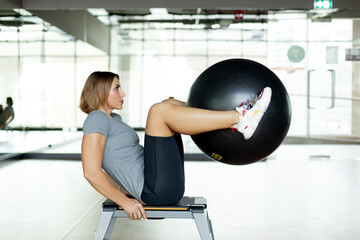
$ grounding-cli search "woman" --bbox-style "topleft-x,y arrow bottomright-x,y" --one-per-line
80,71 -> 271,221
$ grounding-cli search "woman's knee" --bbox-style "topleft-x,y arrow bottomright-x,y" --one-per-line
149,102 -> 171,116
161,98 -> 173,104
146,103 -> 174,136
162,98 -> 186,106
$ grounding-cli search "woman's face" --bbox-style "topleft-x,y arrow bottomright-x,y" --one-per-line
106,77 -> 126,110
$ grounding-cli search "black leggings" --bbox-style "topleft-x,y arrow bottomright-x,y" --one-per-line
141,133 -> 185,205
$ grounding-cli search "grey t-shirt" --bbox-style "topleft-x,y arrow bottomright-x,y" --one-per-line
82,110 -> 144,201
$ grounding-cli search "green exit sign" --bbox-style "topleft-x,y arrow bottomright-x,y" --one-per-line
314,0 -> 333,9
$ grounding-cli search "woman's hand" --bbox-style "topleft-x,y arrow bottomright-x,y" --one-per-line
122,198 -> 147,220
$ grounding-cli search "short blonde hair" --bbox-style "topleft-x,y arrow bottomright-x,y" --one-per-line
79,71 -> 119,114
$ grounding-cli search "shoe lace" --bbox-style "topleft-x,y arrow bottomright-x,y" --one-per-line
232,93 -> 258,132
242,94 -> 257,110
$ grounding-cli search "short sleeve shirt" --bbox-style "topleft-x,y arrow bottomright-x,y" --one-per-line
83,110 -> 144,201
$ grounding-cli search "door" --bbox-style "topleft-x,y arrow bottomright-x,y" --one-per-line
268,15 -> 354,141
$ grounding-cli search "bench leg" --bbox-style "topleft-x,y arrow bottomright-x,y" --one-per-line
193,209 -> 215,240
104,216 -> 117,240
94,210 -> 116,240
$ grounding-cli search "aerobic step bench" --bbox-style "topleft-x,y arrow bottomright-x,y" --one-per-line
93,196 -> 215,240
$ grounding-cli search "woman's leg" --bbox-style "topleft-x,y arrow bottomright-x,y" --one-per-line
142,100 -> 237,204
145,101 -> 240,137
141,133 -> 185,205
142,89 -> 272,204
141,99 -> 189,205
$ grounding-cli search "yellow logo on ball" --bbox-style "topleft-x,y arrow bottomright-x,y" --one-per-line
211,153 -> 223,161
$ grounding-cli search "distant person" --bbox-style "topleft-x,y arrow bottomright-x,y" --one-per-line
0,97 -> 15,129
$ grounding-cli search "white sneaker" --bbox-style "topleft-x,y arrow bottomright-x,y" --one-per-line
232,87 -> 272,140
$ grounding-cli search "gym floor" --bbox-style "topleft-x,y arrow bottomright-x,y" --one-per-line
0,130 -> 359,240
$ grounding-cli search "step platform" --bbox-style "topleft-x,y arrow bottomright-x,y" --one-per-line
93,196 -> 214,240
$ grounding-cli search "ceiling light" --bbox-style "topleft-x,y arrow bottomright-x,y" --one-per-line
150,8 -> 168,16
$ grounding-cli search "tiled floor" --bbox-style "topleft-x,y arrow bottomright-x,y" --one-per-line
0,130 -> 360,240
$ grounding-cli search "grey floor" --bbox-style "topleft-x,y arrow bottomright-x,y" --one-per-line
0,130 -> 359,240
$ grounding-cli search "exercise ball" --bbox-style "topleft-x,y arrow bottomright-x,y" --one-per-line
187,58 -> 292,165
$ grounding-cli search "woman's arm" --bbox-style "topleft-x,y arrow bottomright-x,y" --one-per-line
81,133 -> 147,220
104,171 -> 131,196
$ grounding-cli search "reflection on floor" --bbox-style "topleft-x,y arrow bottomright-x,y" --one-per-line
0,130 -> 359,240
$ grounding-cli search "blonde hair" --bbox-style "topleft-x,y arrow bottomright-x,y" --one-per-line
79,71 -> 119,114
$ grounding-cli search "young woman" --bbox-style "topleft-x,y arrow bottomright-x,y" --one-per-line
80,71 -> 271,221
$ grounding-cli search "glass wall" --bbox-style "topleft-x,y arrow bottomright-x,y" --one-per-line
0,19 -> 108,129
109,21 -> 268,127
267,15 -> 354,139
0,10 -> 358,141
